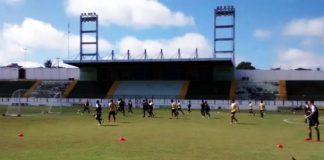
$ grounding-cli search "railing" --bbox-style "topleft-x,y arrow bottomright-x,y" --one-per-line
1,97 -> 324,111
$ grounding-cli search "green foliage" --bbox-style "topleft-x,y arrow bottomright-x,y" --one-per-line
0,107 -> 323,160
236,61 -> 256,70
44,60 -> 52,68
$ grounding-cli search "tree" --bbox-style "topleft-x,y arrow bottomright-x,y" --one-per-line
236,61 -> 256,70
44,60 -> 52,68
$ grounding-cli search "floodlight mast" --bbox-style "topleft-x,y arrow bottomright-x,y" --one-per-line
214,5 -> 235,64
80,12 -> 99,61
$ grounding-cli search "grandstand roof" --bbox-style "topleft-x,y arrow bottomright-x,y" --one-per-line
64,58 -> 234,67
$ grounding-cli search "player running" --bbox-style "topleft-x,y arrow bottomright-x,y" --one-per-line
81,100 -> 91,115
248,101 -> 255,116
200,100 -> 206,118
128,100 -> 133,114
304,101 -> 311,124
305,100 -> 320,142
230,99 -> 238,124
95,100 -> 103,125
148,100 -> 155,117
170,99 -> 178,119
187,100 -> 191,114
117,98 -> 126,116
177,100 -> 185,115
142,99 -> 149,118
108,99 -> 117,123
204,101 -> 211,119
259,100 -> 265,119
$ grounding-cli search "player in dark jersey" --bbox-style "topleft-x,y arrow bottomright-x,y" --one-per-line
142,99 -> 149,118
200,100 -> 206,118
117,98 -> 126,116
304,101 -> 311,124
82,100 -> 91,115
148,100 -> 155,117
305,100 -> 320,142
187,100 -> 191,114
204,101 -> 211,119
128,100 -> 133,113
95,100 -> 103,125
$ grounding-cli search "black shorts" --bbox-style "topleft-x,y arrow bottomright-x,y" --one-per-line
96,114 -> 101,120
109,111 -> 116,116
309,118 -> 320,127
231,111 -> 236,115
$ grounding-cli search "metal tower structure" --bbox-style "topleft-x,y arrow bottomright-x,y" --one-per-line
214,6 -> 235,63
80,12 -> 98,60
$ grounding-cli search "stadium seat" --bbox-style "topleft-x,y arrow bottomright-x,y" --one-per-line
286,81 -> 324,100
236,81 -> 279,100
185,81 -> 231,99
113,81 -> 183,99
67,81 -> 113,98
0,81 -> 35,97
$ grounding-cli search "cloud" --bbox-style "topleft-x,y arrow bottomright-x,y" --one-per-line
273,48 -> 324,69
114,33 -> 212,59
253,29 -> 272,39
65,0 -> 194,28
0,18 -> 113,67
283,16 -> 324,39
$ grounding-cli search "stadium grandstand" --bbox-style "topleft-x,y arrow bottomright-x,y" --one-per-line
1,6 -> 324,111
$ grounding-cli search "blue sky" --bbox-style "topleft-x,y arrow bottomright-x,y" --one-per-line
0,0 -> 324,69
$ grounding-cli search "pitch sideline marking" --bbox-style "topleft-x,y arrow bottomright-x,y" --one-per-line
283,117 -> 323,127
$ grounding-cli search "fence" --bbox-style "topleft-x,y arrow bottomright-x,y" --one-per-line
1,97 -> 323,111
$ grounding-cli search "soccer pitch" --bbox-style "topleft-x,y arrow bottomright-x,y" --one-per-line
0,107 -> 323,160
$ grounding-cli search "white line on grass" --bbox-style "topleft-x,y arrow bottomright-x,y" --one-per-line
283,117 -> 323,127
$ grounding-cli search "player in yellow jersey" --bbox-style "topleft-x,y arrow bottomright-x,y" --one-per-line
230,99 -> 238,124
259,100 -> 265,118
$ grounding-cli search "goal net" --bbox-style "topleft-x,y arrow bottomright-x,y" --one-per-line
4,89 -> 62,116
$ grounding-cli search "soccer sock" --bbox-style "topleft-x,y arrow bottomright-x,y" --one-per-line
308,128 -> 312,139
315,127 -> 320,140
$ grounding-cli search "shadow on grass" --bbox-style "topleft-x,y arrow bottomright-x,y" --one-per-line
118,121 -> 131,124
102,124 -> 119,127
237,122 -> 257,125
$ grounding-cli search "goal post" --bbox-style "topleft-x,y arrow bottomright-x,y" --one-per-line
3,89 -> 62,117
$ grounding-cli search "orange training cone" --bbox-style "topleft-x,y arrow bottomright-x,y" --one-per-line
276,144 -> 283,149
119,136 -> 125,142
17,132 -> 24,137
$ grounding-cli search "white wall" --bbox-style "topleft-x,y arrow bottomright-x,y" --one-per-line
25,68 -> 79,80
236,70 -> 324,81
0,68 -> 19,80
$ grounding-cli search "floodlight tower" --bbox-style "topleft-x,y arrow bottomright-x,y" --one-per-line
214,6 -> 235,63
80,12 -> 98,60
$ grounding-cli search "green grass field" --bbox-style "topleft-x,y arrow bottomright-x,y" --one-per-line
0,106 -> 323,160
